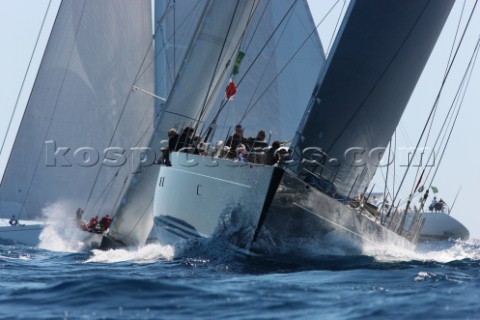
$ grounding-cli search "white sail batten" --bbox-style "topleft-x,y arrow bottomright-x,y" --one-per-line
0,0 -> 154,219
108,0 -> 260,247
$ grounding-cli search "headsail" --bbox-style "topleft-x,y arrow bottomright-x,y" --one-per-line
293,0 -> 456,198
158,0 -> 261,128
206,0 -> 326,142
0,1 -> 154,219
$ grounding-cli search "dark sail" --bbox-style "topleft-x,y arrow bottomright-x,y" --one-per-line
293,0 -> 456,198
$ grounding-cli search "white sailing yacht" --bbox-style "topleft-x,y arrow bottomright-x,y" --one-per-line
419,211 -> 470,242
0,218 -> 43,246
105,0 -> 327,248
152,0 -> 458,253
0,0 -> 155,246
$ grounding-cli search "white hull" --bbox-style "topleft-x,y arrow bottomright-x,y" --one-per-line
0,219 -> 44,246
418,212 -> 469,242
154,153 -> 276,248
153,153 -> 414,253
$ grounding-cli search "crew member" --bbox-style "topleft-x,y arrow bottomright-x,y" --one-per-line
9,215 -> 18,226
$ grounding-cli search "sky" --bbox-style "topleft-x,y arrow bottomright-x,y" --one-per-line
0,0 -> 479,238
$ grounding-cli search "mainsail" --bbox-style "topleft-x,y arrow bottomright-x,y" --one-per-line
293,0 -> 456,198
0,1 -> 154,219
108,0 -> 260,246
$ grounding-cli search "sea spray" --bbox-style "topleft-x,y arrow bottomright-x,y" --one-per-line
85,243 -> 175,264
38,201 -> 93,252
363,238 -> 480,263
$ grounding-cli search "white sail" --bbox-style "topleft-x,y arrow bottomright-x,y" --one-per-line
0,1 -> 154,221
206,0 -> 326,142
108,0 -> 260,247
154,0 -> 209,101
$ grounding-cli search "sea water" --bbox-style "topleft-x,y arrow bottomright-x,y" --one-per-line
0,212 -> 479,319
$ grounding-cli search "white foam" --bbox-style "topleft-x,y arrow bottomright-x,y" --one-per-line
0,254 -> 31,261
38,201 -> 91,252
85,243 -> 175,264
363,238 -> 480,263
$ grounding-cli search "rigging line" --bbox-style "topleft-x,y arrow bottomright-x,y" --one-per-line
242,0 -> 271,54
427,65 -> 475,190
411,6 -> 479,193
136,0 -> 201,81
85,45 -> 174,215
110,175 -> 129,216
97,65 -> 205,222
444,0 -> 467,80
135,0 -> 174,82
15,1 -> 87,220
235,0 -> 300,89
201,0 -> 310,130
420,82 -> 462,187
416,0 -> 471,184
325,0 -> 432,154
154,0 -> 176,85
225,1 -> 260,82
108,98 -> 186,237
84,2 -> 164,213
220,101 -> 233,142
85,104 -> 165,217
113,196 -> 154,243
85,92 -> 156,215
326,0 -> 347,56
393,131 -> 397,199
399,123 -> 412,146
409,0 -> 468,195
391,0 -> 479,208
133,3 -> 170,85
0,0 -> 53,177
240,0 -> 342,122
154,1 -> 220,131
383,138 -> 392,203
85,170 -> 119,217
427,35 -> 480,188
379,168 -> 394,204
194,0 -> 253,130
103,1 -> 212,189
173,0 -> 176,78
239,3 -> 296,123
